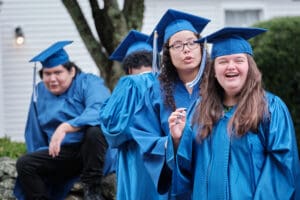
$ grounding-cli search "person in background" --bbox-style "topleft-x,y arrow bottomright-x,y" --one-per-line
109,30 -> 153,75
100,30 -> 166,200
129,9 -> 210,198
168,27 -> 300,199
14,41 -> 114,200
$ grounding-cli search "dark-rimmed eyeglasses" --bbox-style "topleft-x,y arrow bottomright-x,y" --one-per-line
168,39 -> 199,52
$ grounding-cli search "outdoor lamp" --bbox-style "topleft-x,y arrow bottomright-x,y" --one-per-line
15,26 -> 25,45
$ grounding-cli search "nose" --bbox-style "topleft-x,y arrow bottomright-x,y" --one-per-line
182,44 -> 190,53
49,73 -> 57,81
227,60 -> 235,69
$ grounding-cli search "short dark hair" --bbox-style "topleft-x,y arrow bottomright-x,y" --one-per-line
122,50 -> 153,74
39,61 -> 81,79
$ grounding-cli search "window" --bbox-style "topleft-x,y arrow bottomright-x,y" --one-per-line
225,9 -> 262,27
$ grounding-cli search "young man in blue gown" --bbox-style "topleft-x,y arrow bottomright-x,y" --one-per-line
14,41 -> 114,200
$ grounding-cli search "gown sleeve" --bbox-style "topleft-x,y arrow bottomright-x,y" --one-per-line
129,82 -> 169,190
67,74 -> 110,127
167,98 -> 201,199
100,75 -> 154,147
164,125 -> 194,199
253,93 -> 300,199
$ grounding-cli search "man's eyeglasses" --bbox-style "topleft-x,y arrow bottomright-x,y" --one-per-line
168,40 -> 199,52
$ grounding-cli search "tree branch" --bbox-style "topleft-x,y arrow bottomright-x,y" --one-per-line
62,0 -> 145,90
123,0 -> 144,30
62,0 -> 112,86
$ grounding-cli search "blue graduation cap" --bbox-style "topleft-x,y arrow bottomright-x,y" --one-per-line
29,40 -> 73,68
148,9 -> 210,52
29,40 -> 73,102
109,30 -> 152,62
196,27 -> 267,59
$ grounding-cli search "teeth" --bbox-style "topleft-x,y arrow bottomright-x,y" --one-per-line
225,74 -> 237,77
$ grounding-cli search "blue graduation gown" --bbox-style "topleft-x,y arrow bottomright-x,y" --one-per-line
130,77 -> 200,197
14,72 -> 114,200
169,92 -> 300,200
101,72 -> 165,200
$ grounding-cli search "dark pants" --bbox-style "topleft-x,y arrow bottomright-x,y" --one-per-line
16,126 -> 108,200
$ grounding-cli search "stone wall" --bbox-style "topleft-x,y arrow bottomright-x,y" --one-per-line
0,157 -> 116,200
0,157 -> 16,200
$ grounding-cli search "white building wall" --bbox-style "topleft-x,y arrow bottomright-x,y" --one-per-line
0,0 -> 99,141
143,0 -> 300,35
0,21 -> 4,138
143,0 -> 216,36
0,0 -> 300,141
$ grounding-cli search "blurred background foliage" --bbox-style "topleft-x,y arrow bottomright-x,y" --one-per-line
251,16 -> 300,151
0,137 -> 26,159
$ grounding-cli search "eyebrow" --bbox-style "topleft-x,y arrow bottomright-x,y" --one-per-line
234,56 -> 247,60
217,55 -> 247,60
172,37 -> 197,43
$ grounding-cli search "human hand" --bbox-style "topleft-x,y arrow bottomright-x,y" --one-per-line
168,108 -> 187,146
49,124 -> 67,158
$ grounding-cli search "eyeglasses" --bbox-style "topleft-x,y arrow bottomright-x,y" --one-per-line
168,39 -> 199,52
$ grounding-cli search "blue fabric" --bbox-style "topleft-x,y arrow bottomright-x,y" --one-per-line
196,27 -> 267,59
29,41 -> 72,68
100,73 -> 168,200
109,30 -> 152,62
171,92 -> 300,200
164,19 -> 197,43
101,73 -> 156,147
296,163 -> 300,199
210,36 -> 253,59
129,77 -> 200,197
147,9 -> 210,52
14,72 -> 114,200
34,73 -> 110,144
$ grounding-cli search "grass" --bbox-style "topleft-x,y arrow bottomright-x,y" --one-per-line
0,136 -> 26,159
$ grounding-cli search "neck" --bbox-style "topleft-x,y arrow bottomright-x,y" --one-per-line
223,94 -> 237,107
178,68 -> 199,84
178,68 -> 199,94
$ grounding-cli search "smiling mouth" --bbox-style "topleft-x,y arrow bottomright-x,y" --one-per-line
225,74 -> 238,78
49,85 -> 59,90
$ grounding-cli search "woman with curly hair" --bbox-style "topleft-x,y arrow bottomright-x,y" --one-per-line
130,9 -> 210,198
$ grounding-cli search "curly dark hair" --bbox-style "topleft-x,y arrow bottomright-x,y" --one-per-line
158,36 -> 208,111
39,61 -> 82,79
122,50 -> 153,74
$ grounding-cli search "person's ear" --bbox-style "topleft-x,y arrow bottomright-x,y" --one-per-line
128,68 -> 132,75
71,66 -> 76,78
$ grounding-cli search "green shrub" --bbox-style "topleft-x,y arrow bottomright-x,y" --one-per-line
251,16 -> 300,149
0,136 -> 26,159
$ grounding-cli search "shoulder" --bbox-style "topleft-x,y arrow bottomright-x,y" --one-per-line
121,73 -> 160,95
264,91 -> 292,121
36,81 -> 48,94
265,91 -> 288,109
76,72 -> 104,83
74,73 -> 110,94
74,72 -> 109,90
128,73 -> 156,86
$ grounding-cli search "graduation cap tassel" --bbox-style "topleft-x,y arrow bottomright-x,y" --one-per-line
32,62 -> 37,102
186,39 -> 207,88
152,30 -> 159,74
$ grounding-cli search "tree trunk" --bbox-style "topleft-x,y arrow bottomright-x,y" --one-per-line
62,0 -> 145,90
